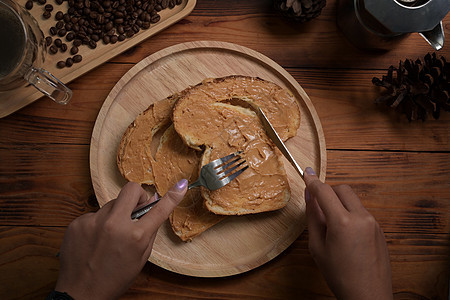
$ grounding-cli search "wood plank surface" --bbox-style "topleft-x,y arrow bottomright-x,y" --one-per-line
0,227 -> 447,299
3,64 -> 449,152
1,148 -> 448,234
0,0 -> 449,298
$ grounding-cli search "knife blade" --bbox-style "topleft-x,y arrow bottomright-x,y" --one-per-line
256,106 -> 304,179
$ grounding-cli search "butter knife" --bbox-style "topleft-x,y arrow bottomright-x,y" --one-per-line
256,106 -> 304,179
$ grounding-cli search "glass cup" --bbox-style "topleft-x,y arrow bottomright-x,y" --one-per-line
0,0 -> 72,104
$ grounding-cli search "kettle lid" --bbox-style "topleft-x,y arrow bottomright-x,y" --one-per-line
363,0 -> 450,33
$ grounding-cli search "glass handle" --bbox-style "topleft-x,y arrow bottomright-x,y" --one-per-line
24,67 -> 72,105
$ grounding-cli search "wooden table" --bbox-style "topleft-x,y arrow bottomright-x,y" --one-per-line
1,0 -> 449,299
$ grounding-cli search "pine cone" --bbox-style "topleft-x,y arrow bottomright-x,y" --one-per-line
273,0 -> 326,23
372,53 -> 450,121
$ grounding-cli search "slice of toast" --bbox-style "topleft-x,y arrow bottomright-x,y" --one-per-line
172,76 -> 298,215
117,95 -> 226,241
172,75 -> 301,151
153,125 -> 226,241
198,102 -> 291,215
117,95 -> 178,185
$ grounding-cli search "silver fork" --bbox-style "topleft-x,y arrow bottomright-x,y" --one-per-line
131,151 -> 248,219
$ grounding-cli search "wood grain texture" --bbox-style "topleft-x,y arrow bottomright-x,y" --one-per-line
3,65 -> 448,152
0,227 -> 447,299
90,41 -> 327,276
0,0 -> 449,298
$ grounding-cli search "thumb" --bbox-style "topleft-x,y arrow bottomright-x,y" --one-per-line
139,179 -> 188,231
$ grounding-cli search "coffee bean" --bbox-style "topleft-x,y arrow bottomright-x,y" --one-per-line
55,11 -> 64,20
150,14 -> 160,23
88,40 -> 97,49
45,36 -> 52,46
65,32 -> 74,41
49,27 -> 57,36
104,22 -> 114,31
73,55 -> 82,63
118,34 -> 125,41
102,35 -> 110,44
38,0 -> 46,5
60,43 -> 68,52
25,1 -> 33,10
65,23 -> 73,31
70,46 -> 79,55
110,34 -> 118,43
66,57 -> 74,67
73,39 -> 82,47
96,15 -> 105,24
54,38 -> 62,47
56,21 -> 64,29
58,29 -> 67,37
49,45 -> 58,54
57,61 -> 66,68
43,11 -> 51,19
55,0 -> 64,4
91,34 -> 100,42
44,4 -> 53,11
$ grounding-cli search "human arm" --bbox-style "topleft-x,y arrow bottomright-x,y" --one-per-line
304,167 -> 393,300
54,179 -> 188,300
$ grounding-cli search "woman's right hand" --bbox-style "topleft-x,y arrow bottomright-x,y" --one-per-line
304,167 -> 393,300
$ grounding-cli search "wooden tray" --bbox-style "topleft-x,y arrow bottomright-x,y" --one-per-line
90,41 -> 327,277
0,0 -> 196,118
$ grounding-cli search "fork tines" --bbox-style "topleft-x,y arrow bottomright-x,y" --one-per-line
213,151 -> 248,182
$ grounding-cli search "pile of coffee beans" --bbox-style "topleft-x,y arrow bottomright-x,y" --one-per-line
25,0 -> 183,68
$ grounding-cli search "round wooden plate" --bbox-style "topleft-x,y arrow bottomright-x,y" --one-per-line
90,41 -> 326,277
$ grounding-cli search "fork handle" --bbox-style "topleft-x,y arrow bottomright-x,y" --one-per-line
188,180 -> 202,190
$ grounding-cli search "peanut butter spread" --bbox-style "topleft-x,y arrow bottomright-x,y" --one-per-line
199,103 -> 290,215
117,96 -> 226,241
117,95 -> 177,185
152,125 -> 225,241
118,75 -> 300,239
173,76 -> 300,215
173,76 -> 300,148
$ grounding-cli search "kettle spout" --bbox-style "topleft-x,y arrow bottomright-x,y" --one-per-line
419,21 -> 445,51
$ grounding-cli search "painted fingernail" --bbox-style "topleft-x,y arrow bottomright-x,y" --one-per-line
175,179 -> 188,192
305,167 -> 316,176
305,189 -> 311,203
